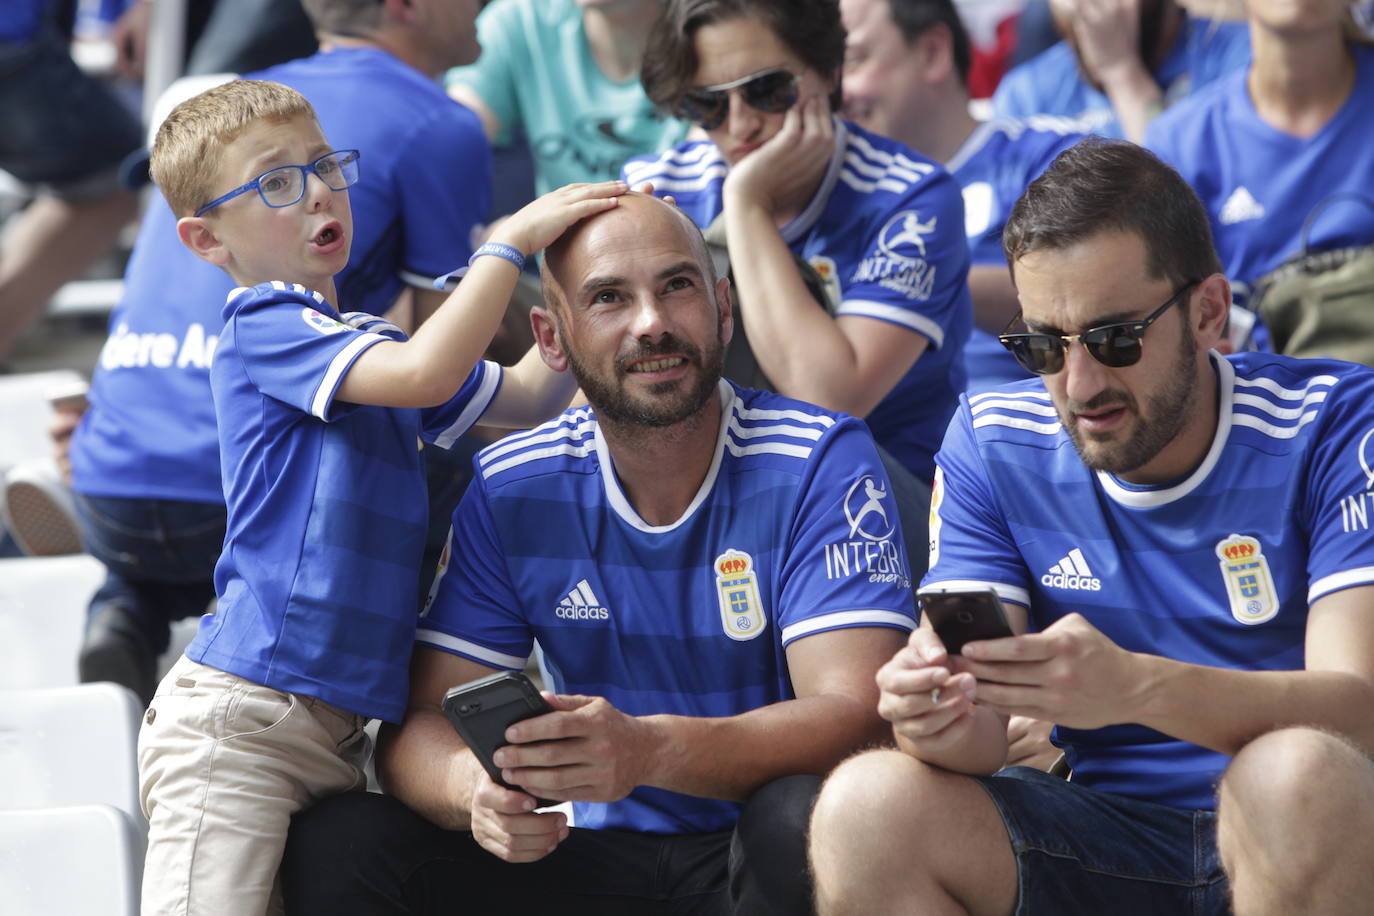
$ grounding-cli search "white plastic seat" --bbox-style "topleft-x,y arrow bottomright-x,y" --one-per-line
0,805 -> 141,916
0,554 -> 105,688
0,682 -> 143,824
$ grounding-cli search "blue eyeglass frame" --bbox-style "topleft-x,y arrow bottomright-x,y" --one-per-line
193,149 -> 361,217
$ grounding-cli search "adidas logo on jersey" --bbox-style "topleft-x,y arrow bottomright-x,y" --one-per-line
556,579 -> 609,620
1041,548 -> 1102,591
1220,187 -> 1265,225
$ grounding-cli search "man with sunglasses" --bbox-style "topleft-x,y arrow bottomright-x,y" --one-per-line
809,138 -> 1374,915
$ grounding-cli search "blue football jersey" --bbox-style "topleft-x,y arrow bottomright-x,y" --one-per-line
1147,44 -> 1374,310
189,283 -> 501,722
924,352 -> 1374,810
948,118 -> 1084,392
992,17 -> 1250,138
621,120 -> 972,484
70,46 -> 491,503
418,381 -> 917,833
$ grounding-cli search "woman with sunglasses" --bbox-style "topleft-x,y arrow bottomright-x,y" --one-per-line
628,0 -> 973,576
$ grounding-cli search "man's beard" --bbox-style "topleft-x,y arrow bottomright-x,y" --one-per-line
1061,323 -> 1198,476
565,330 -> 725,429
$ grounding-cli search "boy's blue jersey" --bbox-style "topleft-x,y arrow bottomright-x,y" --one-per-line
69,46 -> 491,504
418,381 -> 917,834
189,283 -> 501,723
949,118 -> 1084,392
924,352 -> 1374,810
991,17 -> 1250,138
621,120 -> 972,484
1146,44 -> 1374,310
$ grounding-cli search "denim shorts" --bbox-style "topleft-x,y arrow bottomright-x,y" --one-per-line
0,31 -> 142,197
974,766 -> 1229,916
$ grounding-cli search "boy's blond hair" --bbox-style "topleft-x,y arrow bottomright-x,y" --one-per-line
151,80 -> 318,219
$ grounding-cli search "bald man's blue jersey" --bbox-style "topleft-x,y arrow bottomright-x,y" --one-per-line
924,352 -> 1374,809
189,283 -> 501,722
622,120 -> 972,483
419,381 -> 917,833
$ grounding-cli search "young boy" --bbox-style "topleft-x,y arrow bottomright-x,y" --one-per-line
138,79 -> 624,915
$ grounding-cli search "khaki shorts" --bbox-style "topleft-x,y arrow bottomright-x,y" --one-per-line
138,655 -> 370,916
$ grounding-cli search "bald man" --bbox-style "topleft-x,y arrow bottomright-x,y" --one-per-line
282,194 -> 915,914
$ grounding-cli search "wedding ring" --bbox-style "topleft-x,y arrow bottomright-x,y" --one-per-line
930,687 -> 942,705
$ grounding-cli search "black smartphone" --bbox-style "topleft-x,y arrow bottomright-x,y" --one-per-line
918,587 -> 1014,655
441,670 -> 556,805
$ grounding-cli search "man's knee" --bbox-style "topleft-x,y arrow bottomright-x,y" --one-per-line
1220,727 -> 1374,865
812,749 -> 940,840
1222,726 -> 1371,819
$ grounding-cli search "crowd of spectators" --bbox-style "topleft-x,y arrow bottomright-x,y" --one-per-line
3,0 -> 1373,913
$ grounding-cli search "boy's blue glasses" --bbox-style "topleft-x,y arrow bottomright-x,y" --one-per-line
194,149 -> 361,217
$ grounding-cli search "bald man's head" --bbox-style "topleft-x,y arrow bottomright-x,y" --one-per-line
540,192 -> 718,316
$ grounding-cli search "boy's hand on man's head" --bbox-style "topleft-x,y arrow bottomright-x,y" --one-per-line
491,181 -> 629,257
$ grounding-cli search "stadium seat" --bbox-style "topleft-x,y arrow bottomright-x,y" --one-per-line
0,554 -> 104,689
0,682 -> 143,825
0,805 -> 141,916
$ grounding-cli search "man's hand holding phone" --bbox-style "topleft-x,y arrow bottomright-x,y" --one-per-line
491,693 -> 652,805
876,626 -> 981,752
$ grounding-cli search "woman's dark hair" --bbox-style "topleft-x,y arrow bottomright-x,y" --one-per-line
1003,138 -> 1222,289
642,0 -> 846,114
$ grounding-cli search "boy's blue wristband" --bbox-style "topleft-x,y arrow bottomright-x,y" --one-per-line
432,243 -> 526,288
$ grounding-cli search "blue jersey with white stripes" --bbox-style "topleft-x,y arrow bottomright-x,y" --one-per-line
1146,44 -> 1374,310
924,352 -> 1374,810
621,120 -> 972,483
188,283 -> 501,722
948,117 -> 1084,392
418,381 -> 917,833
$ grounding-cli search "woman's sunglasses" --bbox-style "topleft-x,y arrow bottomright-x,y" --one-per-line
998,281 -> 1199,375
674,68 -> 800,131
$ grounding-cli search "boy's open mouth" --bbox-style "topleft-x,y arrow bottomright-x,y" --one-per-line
313,225 -> 340,246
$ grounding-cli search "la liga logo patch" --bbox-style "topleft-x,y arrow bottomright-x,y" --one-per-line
301,307 -> 348,334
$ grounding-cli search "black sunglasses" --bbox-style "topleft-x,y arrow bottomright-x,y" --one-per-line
675,68 -> 800,130
998,281 -> 1199,375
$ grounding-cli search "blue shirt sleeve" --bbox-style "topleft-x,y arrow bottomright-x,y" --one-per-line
923,402 -> 1034,609
1303,370 -> 1374,602
226,285 -> 390,422
836,168 -> 972,351
416,472 -> 533,669
776,419 -> 918,646
419,360 -> 504,449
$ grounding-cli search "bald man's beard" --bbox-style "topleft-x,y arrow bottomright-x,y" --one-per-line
560,325 -> 726,429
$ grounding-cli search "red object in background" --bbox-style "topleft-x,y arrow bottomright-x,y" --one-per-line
968,12 -> 1021,99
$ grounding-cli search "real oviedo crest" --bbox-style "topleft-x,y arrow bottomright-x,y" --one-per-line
714,549 -> 767,641
1215,534 -> 1278,625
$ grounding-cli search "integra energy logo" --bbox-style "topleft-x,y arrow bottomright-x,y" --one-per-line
1041,548 -> 1102,591
823,475 -> 909,587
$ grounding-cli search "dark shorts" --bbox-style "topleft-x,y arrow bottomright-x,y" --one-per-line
0,31 -> 142,198
975,766 -> 1229,915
